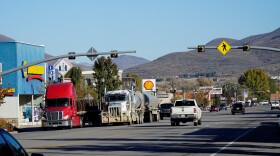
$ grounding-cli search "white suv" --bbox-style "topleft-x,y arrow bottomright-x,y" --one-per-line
271,101 -> 280,110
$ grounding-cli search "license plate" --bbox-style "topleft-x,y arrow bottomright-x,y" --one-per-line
181,115 -> 185,117
53,124 -> 58,127
237,108 -> 240,110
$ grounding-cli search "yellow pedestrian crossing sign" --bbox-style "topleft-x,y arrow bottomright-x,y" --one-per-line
217,40 -> 231,55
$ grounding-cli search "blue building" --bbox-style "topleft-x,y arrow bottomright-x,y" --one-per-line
0,34 -> 46,127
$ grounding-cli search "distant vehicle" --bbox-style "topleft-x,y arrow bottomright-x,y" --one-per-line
219,104 -> 228,111
170,99 -> 202,126
0,128 -> 44,156
160,103 -> 174,120
245,100 -> 252,107
260,100 -> 269,105
210,105 -> 219,112
245,101 -> 251,107
271,101 -> 280,110
231,102 -> 245,115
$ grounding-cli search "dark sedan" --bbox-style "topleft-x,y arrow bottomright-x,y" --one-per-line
210,105 -> 219,112
219,103 -> 228,111
160,103 -> 174,119
0,128 -> 44,156
231,103 -> 245,115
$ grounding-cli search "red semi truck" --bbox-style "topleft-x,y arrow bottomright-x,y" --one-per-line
41,83 -> 99,129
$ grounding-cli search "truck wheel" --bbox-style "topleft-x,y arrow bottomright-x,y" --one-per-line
140,114 -> 144,124
69,120 -> 73,129
198,119 -> 202,125
79,117 -> 84,128
160,116 -> 163,120
194,121 -> 198,126
176,122 -> 180,126
171,122 -> 175,126
149,112 -> 153,123
157,112 -> 160,122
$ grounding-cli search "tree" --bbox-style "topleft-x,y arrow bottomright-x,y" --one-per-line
0,87 -> 9,104
93,56 -> 121,99
238,69 -> 270,100
269,78 -> 280,94
197,77 -> 213,86
65,67 -> 82,86
126,73 -> 142,91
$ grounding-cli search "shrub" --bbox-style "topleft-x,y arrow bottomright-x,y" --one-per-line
0,119 -> 14,131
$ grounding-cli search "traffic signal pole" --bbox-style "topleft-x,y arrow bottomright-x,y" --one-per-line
0,50 -> 136,76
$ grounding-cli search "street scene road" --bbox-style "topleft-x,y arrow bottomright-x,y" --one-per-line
13,105 -> 280,156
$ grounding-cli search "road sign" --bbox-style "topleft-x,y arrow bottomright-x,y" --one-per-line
87,47 -> 97,61
217,40 -> 231,55
210,88 -> 223,95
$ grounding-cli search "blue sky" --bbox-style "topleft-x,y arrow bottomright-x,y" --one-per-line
1,0 -> 280,63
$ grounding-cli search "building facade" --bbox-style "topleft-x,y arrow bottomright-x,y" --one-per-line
0,34 -> 46,127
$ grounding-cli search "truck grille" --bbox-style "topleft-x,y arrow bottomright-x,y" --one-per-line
46,111 -> 63,121
109,107 -> 121,118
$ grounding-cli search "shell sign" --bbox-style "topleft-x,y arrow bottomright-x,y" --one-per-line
142,79 -> 156,92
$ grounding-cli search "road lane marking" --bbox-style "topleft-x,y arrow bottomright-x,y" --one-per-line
26,128 -> 146,153
210,127 -> 255,156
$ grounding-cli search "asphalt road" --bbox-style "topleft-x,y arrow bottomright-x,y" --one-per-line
13,105 -> 280,156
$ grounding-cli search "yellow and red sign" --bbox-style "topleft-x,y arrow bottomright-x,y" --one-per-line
22,61 -> 45,81
142,79 -> 156,92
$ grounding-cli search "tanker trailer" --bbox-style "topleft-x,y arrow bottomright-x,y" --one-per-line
100,90 -> 144,125
134,91 -> 160,122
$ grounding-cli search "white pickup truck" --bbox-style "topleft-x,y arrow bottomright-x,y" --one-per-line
170,99 -> 202,126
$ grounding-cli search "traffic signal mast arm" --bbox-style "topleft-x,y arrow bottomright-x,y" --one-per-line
0,50 -> 136,76
188,45 -> 280,52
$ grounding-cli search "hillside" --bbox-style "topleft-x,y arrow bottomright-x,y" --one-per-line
112,55 -> 150,70
124,27 -> 280,78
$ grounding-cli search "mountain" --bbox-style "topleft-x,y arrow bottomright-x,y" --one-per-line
124,27 -> 280,79
112,55 -> 150,70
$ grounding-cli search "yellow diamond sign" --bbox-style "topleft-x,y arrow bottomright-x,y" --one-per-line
217,40 -> 231,55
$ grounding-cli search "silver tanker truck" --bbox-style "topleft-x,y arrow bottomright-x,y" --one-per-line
100,90 -> 160,125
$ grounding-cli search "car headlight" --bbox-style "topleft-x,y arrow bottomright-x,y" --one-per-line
63,115 -> 69,120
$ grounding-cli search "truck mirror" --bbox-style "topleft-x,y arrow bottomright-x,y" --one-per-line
40,103 -> 45,110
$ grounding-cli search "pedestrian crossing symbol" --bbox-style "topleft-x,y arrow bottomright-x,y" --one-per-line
217,40 -> 231,55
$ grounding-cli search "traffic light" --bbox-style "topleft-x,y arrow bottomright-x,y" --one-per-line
110,53 -> 118,58
68,52 -> 76,59
198,45 -> 205,52
243,44 -> 250,51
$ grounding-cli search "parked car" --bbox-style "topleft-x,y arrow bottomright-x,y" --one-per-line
210,105 -> 219,112
0,128 -> 44,156
231,102 -> 245,115
160,103 -> 174,119
219,103 -> 228,111
271,101 -> 280,110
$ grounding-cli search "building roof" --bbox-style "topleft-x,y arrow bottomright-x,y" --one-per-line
0,34 -> 15,42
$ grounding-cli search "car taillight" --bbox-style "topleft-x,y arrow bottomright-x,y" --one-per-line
194,108 -> 197,113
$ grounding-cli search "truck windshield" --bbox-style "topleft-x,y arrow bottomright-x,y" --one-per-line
106,95 -> 127,102
175,100 -> 195,106
45,98 -> 69,107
